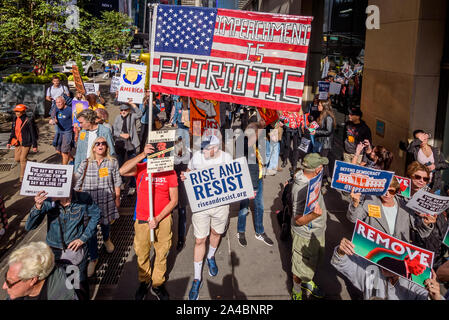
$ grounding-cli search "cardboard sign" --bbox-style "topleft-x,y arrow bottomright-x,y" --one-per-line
184,157 -> 254,213
20,162 -> 73,198
298,137 -> 311,153
318,81 -> 330,100
304,170 -> 323,215
146,129 -> 176,173
110,76 -> 121,93
190,98 -> 220,136
331,161 -> 394,196
329,82 -> 342,95
406,189 -> 449,216
258,107 -> 278,125
72,100 -> 89,126
117,63 -> 147,104
443,227 -> 449,248
84,83 -> 99,95
71,65 -> 85,95
352,220 -> 434,287
394,175 -> 411,198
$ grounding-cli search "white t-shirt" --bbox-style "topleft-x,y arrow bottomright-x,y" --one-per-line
46,85 -> 69,99
86,129 -> 98,159
188,150 -> 233,171
382,198 -> 398,235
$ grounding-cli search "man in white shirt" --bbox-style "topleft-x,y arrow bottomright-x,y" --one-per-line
46,76 -> 70,103
180,135 -> 233,300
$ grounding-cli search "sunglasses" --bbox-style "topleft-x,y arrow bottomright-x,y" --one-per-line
386,189 -> 397,195
4,273 -> 22,289
95,141 -> 107,147
412,174 -> 430,182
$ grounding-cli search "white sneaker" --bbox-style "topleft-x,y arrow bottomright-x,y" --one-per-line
104,239 -> 115,253
87,260 -> 98,277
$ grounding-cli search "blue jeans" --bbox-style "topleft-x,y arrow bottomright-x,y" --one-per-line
238,179 -> 264,234
87,224 -> 110,261
176,126 -> 190,149
266,140 -> 280,170
178,207 -> 186,240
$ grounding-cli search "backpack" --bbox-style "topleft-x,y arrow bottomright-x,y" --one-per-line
277,178 -> 294,242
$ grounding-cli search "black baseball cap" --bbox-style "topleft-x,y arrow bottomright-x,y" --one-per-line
349,107 -> 363,117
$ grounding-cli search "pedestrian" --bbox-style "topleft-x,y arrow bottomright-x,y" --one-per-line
171,95 -> 182,127
343,107 -> 372,165
180,135 -> 233,300
264,117 -> 282,176
406,161 -> 431,197
236,121 -> 274,248
74,136 -> 122,278
119,144 -> 178,300
352,142 -> 393,170
290,153 -> 329,300
331,237 -> 444,300
49,96 -> 73,165
310,99 -> 336,184
2,242 -> 78,300
173,136 -> 191,251
112,101 -> 142,196
25,187 -> 101,300
138,89 -> 158,153
95,108 -> 112,131
279,110 -> 304,175
407,130 -> 449,193
348,177 -> 435,243
175,97 -> 190,147
74,109 -> 115,171
86,93 -> 105,111
46,76 -> 70,113
7,104 -> 38,187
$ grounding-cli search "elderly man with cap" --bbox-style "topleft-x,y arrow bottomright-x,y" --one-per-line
180,134 -> 233,300
343,107 -> 372,165
290,153 -> 329,300
112,99 -> 142,196
7,104 -> 38,187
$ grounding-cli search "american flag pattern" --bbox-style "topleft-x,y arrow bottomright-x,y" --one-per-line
150,5 -> 312,112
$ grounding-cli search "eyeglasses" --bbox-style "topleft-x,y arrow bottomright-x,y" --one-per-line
412,174 -> 430,182
4,273 -> 22,289
95,141 -> 107,147
387,189 -> 397,195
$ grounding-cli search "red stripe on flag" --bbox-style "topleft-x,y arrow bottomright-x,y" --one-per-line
212,35 -> 309,53
217,8 -> 313,25
213,23 -> 312,41
210,50 -> 307,68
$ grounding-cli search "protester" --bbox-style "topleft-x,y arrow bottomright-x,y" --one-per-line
86,94 -> 105,111
7,104 -> 38,187
237,121 -> 274,248
75,136 -> 122,277
171,95 -> 182,127
95,108 -> 112,131
0,195 -> 8,237
348,177 -> 435,242
310,99 -> 336,184
3,242 -> 78,300
343,107 -> 372,164
265,118 -> 282,176
406,161 -> 432,197
290,153 -> 329,300
25,187 -> 101,300
74,109 -> 115,171
176,97 -> 190,147
331,237 -> 444,300
46,76 -> 70,112
120,144 -> 178,300
180,135 -> 233,300
407,130 -> 449,193
113,101 -> 142,196
352,142 -> 393,170
279,110 -> 304,174
49,96 -> 73,165
138,89 -> 158,153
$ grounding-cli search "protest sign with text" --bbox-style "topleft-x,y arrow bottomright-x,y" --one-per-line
184,157 -> 254,213
318,81 -> 330,100
405,189 -> 449,215
72,100 -> 89,126
394,175 -> 411,198
20,162 -> 73,198
304,170 -> 323,215
352,220 -> 434,287
71,65 -> 85,95
118,63 -> 147,104
110,76 -> 121,93
150,5 -> 312,113
190,98 -> 220,136
146,130 -> 176,173
329,82 -> 342,95
331,161 -> 394,196
84,83 -> 99,95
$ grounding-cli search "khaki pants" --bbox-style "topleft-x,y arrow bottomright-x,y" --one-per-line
133,216 -> 172,286
14,146 -> 30,181
291,231 -> 325,283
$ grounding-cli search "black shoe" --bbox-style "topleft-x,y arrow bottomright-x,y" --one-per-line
281,160 -> 287,168
236,232 -> 247,247
135,281 -> 150,300
176,240 -> 185,251
151,284 -> 169,300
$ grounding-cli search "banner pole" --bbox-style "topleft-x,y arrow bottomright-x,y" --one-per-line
146,3 -> 157,243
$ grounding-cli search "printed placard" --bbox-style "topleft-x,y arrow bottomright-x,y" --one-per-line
20,162 -> 73,198
352,220 -> 434,287
298,137 -> 311,153
318,81 -> 330,100
190,98 -> 220,136
184,157 -> 254,213
304,170 -> 323,215
71,65 -> 85,95
146,129 -> 176,173
84,83 -> 99,95
405,189 -> 449,216
110,76 -> 121,93
308,121 -> 320,133
117,63 -> 147,104
331,161 -> 394,196
72,100 -> 89,126
394,175 -> 411,198
329,82 -> 342,95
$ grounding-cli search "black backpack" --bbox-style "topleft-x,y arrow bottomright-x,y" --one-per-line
277,178 -> 294,242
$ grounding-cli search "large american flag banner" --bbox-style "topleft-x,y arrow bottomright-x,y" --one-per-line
150,5 -> 312,112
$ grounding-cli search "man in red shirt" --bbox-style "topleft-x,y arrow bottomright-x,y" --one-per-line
120,144 -> 178,300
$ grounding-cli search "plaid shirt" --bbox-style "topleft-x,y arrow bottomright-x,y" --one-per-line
75,158 -> 122,225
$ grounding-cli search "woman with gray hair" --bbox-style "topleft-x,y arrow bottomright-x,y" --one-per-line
2,242 -> 78,300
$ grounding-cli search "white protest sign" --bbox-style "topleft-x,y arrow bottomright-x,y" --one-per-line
406,189 -> 449,215
298,137 -> 311,153
20,162 -> 73,198
146,129 -> 176,173
110,76 -> 121,93
84,83 -> 99,95
329,82 -> 342,95
117,63 -> 146,104
184,157 -> 254,213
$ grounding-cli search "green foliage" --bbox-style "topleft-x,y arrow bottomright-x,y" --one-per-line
3,72 -> 67,84
75,54 -> 84,77
67,74 -> 89,81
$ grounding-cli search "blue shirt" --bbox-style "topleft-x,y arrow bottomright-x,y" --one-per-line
56,106 -> 73,132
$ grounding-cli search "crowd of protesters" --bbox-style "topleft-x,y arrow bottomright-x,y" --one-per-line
1,71 -> 449,302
